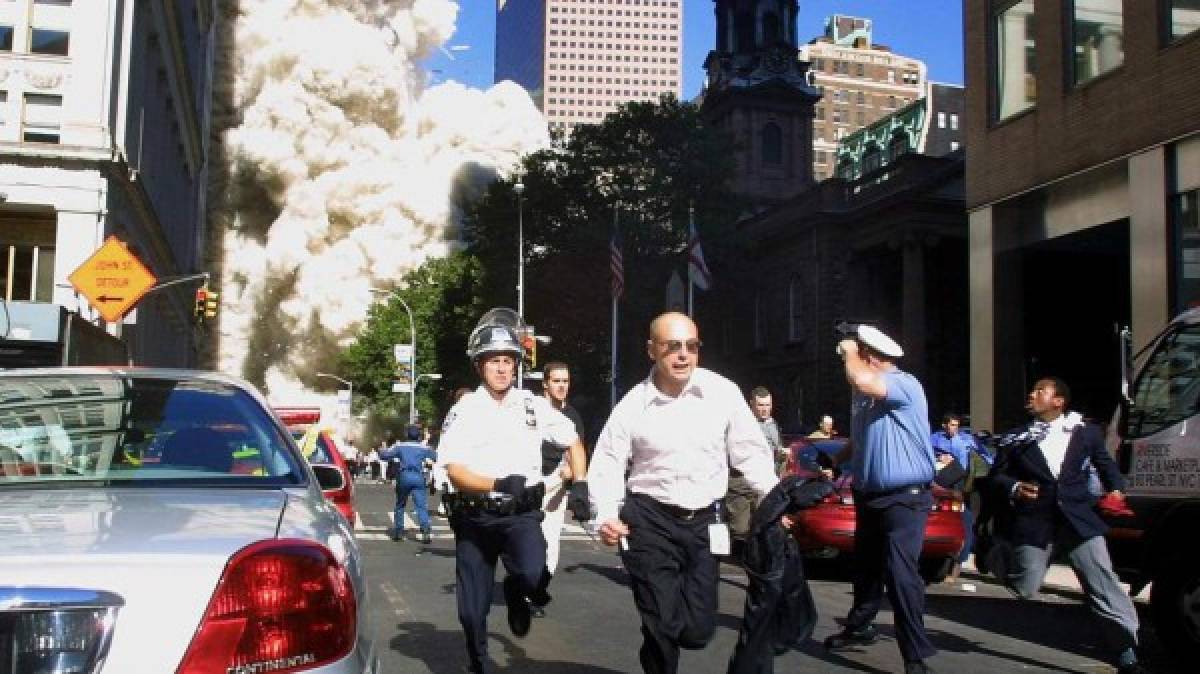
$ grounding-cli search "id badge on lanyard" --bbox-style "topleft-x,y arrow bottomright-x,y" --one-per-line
708,503 -> 730,556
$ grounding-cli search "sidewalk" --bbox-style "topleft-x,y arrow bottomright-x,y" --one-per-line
958,555 -> 1150,601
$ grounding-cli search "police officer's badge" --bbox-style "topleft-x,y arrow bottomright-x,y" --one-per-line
442,409 -> 457,432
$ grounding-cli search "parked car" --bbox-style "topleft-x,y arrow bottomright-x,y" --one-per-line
0,368 -> 377,673
275,407 -> 358,526
784,436 -> 967,583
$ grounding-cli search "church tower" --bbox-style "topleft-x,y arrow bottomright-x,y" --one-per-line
701,1 -> 821,205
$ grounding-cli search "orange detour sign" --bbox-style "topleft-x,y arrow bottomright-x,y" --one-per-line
67,236 -> 158,323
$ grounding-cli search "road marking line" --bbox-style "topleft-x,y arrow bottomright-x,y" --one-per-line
378,581 -> 410,617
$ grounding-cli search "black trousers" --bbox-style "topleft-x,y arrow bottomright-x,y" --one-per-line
845,489 -> 937,663
620,493 -> 719,674
450,510 -> 546,674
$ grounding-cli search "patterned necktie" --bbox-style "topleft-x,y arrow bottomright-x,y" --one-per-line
995,421 -> 1051,448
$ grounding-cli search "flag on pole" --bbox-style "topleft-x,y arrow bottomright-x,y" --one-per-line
687,219 -> 712,291
610,225 -> 624,299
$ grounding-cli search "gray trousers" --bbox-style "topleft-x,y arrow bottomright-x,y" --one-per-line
1009,530 -> 1139,655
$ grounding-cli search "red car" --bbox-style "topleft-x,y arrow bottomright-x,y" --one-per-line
275,407 -> 357,526
785,437 -> 966,583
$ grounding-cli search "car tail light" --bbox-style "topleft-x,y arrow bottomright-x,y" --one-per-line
176,539 -> 356,674
934,499 -> 965,512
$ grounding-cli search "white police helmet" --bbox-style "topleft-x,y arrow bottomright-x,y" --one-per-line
857,325 -> 904,358
466,307 -> 525,361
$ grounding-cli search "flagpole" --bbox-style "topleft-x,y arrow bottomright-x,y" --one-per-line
611,204 -> 619,410
687,204 -> 695,317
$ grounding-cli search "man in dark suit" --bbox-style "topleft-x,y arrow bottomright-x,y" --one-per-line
989,377 -> 1143,674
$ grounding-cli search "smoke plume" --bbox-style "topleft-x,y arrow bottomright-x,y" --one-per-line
215,0 -> 547,402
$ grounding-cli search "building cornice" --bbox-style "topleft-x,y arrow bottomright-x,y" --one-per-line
149,0 -> 202,177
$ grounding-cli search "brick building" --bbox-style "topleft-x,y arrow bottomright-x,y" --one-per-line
798,15 -> 926,181
966,1 -> 1200,430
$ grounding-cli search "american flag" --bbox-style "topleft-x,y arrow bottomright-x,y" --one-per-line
688,219 -> 712,291
610,226 -> 624,300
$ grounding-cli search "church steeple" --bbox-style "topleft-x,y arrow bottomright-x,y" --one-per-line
702,1 -> 821,204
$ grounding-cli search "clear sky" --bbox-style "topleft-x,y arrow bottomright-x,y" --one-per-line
424,1 -> 964,99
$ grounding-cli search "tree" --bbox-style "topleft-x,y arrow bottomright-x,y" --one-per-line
340,251 -> 486,435
460,97 -> 743,432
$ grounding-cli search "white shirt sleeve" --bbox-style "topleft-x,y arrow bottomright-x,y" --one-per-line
588,400 -> 633,524
435,399 -> 471,472
534,397 -> 579,448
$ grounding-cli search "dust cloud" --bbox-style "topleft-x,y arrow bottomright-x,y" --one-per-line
215,0 -> 546,404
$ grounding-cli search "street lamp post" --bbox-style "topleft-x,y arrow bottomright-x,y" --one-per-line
514,181 -> 525,319
369,287 -> 417,423
315,372 -> 352,418
514,181 -> 525,388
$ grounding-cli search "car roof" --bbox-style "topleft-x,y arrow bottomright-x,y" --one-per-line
0,367 -> 274,413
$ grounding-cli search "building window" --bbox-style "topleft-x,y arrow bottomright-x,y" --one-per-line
815,106 -> 825,120
0,219 -> 56,303
950,140 -> 961,151
23,93 -> 62,143
1168,0 -> 1200,41
0,26 -> 11,51
1173,188 -> 1200,313
861,143 -> 883,175
761,122 -> 783,165
938,111 -> 947,128
787,276 -> 806,342
30,28 -> 69,56
889,131 -> 910,161
1071,0 -> 1123,84
993,0 -> 1037,121
837,157 -> 855,180
950,113 -> 960,129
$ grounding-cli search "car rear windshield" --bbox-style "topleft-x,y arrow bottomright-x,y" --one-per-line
0,374 -> 304,486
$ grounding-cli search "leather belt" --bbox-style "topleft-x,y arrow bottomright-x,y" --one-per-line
445,492 -> 526,516
634,493 -> 715,521
855,483 -> 930,500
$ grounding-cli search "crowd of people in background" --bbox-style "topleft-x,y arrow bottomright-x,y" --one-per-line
329,308 -> 1144,674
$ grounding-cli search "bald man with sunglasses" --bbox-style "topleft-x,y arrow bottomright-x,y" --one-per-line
589,312 -> 779,674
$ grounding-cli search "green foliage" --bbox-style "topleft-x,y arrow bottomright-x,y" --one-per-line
340,252 -> 486,430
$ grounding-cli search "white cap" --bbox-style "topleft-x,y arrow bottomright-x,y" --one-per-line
857,325 -> 904,358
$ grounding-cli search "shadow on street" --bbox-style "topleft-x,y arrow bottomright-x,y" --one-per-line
389,620 -> 627,673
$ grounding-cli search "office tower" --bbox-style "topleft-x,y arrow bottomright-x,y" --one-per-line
798,15 -> 926,181
496,0 -> 684,134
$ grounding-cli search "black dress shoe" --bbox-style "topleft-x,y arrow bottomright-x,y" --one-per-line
503,576 -> 531,637
904,660 -> 934,674
823,624 -> 878,650
529,601 -> 546,618
1116,662 -> 1146,674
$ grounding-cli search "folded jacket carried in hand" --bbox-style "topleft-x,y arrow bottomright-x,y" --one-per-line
728,476 -> 834,674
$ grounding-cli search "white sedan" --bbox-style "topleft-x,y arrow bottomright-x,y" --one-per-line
0,368 -> 377,673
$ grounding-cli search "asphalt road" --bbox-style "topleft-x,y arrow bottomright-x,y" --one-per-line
352,481 -> 1183,673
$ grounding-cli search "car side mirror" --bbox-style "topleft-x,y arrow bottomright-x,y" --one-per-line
311,464 -> 345,491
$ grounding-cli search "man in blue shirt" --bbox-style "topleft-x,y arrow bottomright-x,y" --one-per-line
930,412 -> 986,582
381,424 -> 437,543
824,326 -> 937,674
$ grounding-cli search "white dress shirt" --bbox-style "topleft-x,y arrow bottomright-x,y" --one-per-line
1035,411 -> 1084,479
436,386 -> 578,491
588,367 -> 779,524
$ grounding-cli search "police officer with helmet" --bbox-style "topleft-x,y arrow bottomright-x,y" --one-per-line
435,308 -> 589,674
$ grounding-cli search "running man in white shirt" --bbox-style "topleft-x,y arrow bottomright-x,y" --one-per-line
589,312 -> 780,674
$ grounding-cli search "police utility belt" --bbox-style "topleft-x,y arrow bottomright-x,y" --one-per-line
444,491 -> 536,516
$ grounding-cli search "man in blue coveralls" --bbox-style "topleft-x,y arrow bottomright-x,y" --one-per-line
823,325 -> 938,674
382,424 -> 436,543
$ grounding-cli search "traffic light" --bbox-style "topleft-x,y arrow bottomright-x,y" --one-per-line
520,327 -> 537,369
204,291 -> 219,319
194,288 -> 207,318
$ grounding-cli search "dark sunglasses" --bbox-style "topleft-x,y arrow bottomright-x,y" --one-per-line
655,339 -> 702,354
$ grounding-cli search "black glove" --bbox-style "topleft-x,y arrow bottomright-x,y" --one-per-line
518,481 -> 546,512
568,481 -> 592,522
493,474 -> 527,496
